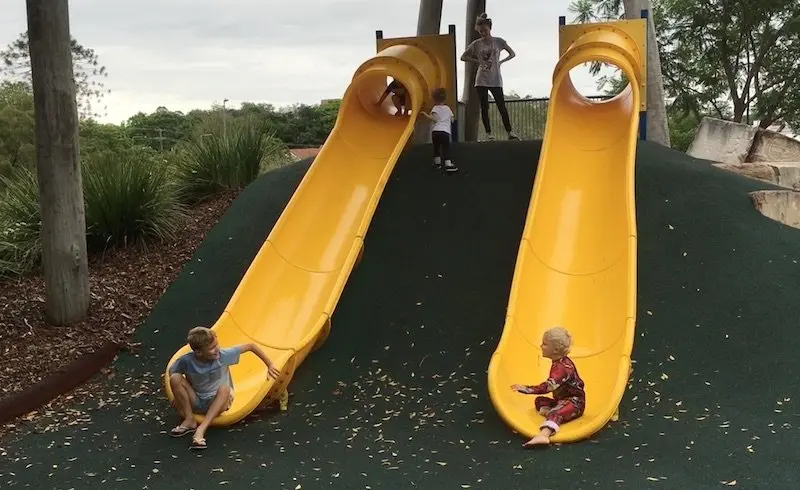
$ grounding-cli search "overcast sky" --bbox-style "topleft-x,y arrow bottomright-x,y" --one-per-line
1,0 -> 603,124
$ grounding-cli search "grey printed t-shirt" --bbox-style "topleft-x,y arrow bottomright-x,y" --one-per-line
169,346 -> 242,400
465,36 -> 509,88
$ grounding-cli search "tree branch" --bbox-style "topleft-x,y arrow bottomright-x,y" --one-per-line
742,13 -> 797,98
717,3 -> 738,93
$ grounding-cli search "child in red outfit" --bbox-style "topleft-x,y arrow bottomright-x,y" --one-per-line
511,326 -> 585,447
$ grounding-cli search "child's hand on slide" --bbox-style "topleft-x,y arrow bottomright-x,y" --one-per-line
267,364 -> 281,379
511,384 -> 532,394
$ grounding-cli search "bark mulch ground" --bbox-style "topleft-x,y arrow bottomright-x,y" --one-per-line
0,190 -> 239,441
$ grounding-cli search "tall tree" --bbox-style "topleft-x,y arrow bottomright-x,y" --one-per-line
124,107 -> 195,152
26,0 -> 90,325
414,0 -> 443,144
659,0 -> 800,130
1,31 -> 108,120
462,0 -> 486,141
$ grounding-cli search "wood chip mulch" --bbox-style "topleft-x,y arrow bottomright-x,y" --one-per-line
0,190 -> 240,442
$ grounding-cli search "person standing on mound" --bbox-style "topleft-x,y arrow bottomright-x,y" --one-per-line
460,13 -> 520,141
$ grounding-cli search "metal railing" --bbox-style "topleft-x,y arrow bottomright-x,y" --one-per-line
456,96 -> 611,141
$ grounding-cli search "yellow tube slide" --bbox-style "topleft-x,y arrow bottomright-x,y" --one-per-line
164,43 -> 448,426
487,25 -> 644,443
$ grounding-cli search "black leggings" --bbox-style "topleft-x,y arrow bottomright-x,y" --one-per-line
432,131 -> 451,161
476,86 -> 512,133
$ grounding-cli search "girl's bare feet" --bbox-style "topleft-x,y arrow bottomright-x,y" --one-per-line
523,434 -> 550,447
522,428 -> 553,448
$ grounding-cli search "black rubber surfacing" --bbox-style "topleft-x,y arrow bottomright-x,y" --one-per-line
1,140 -> 799,489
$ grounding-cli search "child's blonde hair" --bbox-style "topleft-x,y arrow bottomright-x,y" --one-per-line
187,326 -> 216,351
475,12 -> 492,31
543,326 -> 572,356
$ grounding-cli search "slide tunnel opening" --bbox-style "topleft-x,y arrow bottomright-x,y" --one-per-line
333,68 -> 422,155
379,76 -> 417,117
567,62 -> 632,104
553,55 -> 639,151
348,69 -> 422,121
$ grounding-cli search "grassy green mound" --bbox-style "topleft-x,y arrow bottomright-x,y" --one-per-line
1,140 -> 798,489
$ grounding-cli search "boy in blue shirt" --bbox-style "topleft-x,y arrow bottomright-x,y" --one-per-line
168,326 -> 280,450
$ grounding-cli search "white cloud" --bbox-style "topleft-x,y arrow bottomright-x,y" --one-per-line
0,0 -> 610,124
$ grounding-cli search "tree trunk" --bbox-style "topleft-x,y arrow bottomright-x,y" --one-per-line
413,0 -> 443,144
26,0 -> 90,325
623,0 -> 670,147
462,0 -> 486,141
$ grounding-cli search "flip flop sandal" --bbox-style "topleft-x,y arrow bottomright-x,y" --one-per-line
190,438 -> 207,450
170,425 -> 196,438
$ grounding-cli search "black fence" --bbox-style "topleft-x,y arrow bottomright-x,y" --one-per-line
456,96 -> 610,141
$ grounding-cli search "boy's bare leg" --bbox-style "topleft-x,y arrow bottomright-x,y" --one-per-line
169,374 -> 197,431
193,384 -> 232,444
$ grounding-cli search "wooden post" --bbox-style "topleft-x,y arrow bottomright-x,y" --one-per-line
26,0 -> 90,325
413,0 -> 443,145
416,0 -> 443,34
461,0 -> 486,142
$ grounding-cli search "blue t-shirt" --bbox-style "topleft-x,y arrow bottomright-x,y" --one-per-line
169,346 -> 242,400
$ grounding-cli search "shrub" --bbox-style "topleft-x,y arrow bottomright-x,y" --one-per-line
0,146 -> 186,275
175,119 -> 289,202
0,166 -> 42,276
82,146 -> 186,250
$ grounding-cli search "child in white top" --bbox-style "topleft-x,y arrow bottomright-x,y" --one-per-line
420,88 -> 458,173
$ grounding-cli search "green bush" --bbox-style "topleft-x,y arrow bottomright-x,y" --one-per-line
82,146 -> 186,250
668,110 -> 701,152
0,157 -> 13,187
175,119 -> 289,202
0,166 -> 41,276
0,146 -> 186,276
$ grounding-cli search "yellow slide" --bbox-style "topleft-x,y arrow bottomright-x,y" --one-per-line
163,34 -> 456,426
487,20 -> 647,443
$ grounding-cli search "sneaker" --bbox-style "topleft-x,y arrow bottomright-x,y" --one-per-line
432,157 -> 442,169
486,134 -> 495,141
508,131 -> 520,140
443,160 -> 458,173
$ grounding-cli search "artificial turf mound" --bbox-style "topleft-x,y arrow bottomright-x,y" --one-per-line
1,140 -> 798,489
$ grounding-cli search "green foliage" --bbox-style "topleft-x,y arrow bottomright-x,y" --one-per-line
0,146 -> 186,276
175,119 -> 290,202
79,120 -> 137,160
0,166 -> 41,276
569,0 -> 800,142
194,100 -> 341,147
568,0 -> 625,84
667,109 -> 701,152
658,0 -> 800,128
123,107 -> 195,152
82,147 -> 186,250
0,81 -> 35,171
1,33 -> 109,120
117,100 -> 341,153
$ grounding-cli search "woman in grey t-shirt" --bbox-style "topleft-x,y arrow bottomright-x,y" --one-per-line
461,13 -> 519,141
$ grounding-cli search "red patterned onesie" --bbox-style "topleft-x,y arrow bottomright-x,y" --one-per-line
521,356 -> 586,433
